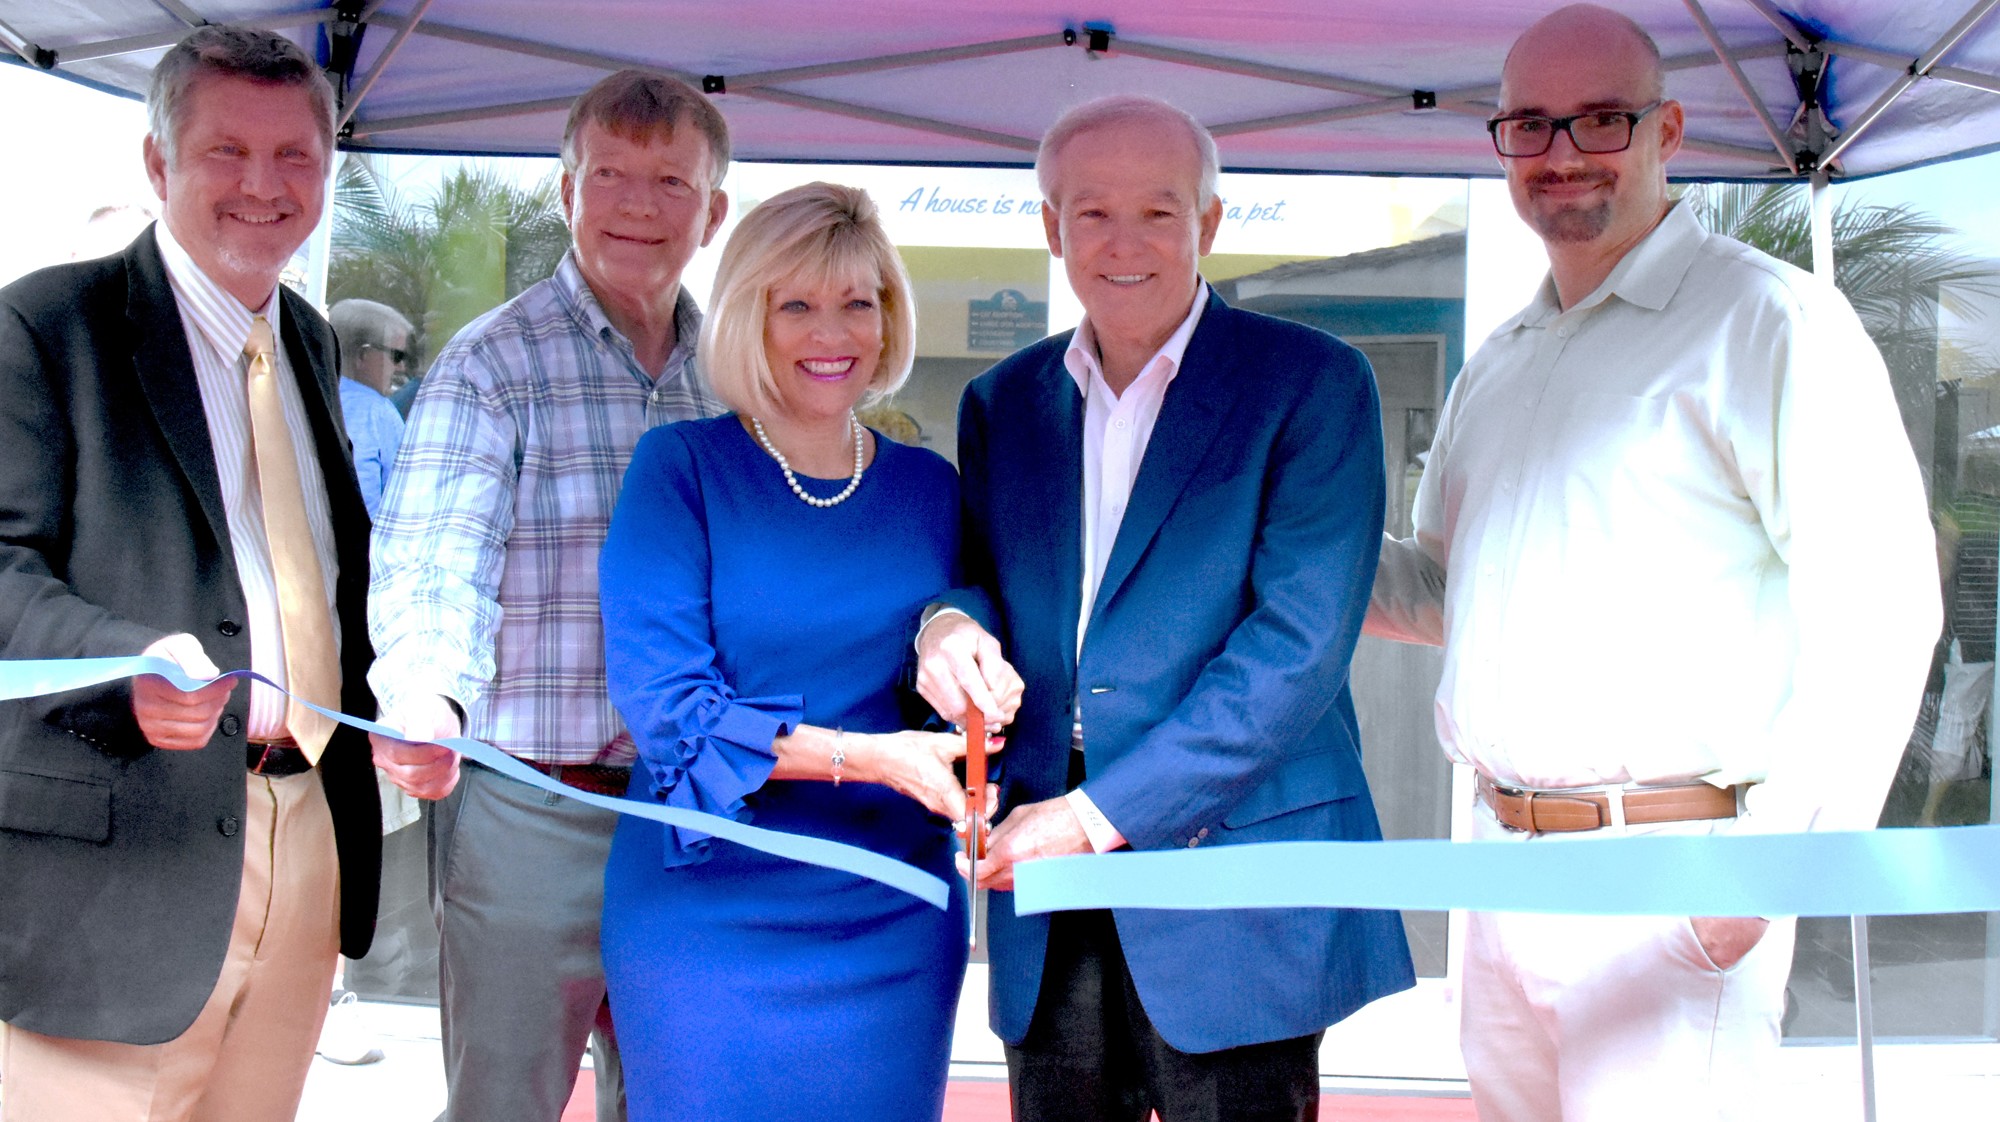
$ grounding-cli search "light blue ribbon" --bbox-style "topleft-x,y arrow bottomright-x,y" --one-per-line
1013,824 -> 2000,918
0,656 -> 949,910
14,656 -> 1999,920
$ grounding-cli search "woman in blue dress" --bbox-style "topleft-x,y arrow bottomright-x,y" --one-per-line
599,182 -> 1019,1122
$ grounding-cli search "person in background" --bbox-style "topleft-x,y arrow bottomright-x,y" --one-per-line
1921,451 -> 2000,819
1368,6 -> 1940,1118
329,297 -> 412,517
0,25 -> 380,1121
68,203 -> 158,262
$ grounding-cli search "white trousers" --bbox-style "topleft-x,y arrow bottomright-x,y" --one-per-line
1460,804 -> 1797,1122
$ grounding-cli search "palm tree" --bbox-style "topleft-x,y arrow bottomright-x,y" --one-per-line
1686,183 -> 2000,480
1689,187 -> 2000,824
329,155 -> 569,377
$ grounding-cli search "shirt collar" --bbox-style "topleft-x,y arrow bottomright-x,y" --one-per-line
1501,200 -> 1706,332
154,221 -> 280,359
1065,280 -> 1209,397
341,375 -> 392,401
554,250 -> 703,378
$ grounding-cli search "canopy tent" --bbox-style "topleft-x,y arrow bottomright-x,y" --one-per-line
3,1 -> 1995,1111
5,1 -> 2000,182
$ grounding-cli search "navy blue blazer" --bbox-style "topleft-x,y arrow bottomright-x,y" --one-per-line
952,290 -> 1414,1053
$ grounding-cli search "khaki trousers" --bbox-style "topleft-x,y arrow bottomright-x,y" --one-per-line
1,771 -> 341,1122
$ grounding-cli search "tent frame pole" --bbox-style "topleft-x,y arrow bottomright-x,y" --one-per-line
338,0 -> 438,131
0,17 -> 53,69
146,0 -> 203,28
56,11 -> 336,63
1819,0 -> 2000,170
1853,914 -> 1880,1122
1809,167 -> 1878,1122
1684,0 -> 1798,172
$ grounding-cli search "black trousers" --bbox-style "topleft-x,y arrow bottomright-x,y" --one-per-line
1005,909 -> 1324,1122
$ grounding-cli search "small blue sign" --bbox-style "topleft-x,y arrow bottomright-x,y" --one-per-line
967,289 -> 1048,352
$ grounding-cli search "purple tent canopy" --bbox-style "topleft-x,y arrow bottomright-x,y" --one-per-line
3,0 -> 2000,180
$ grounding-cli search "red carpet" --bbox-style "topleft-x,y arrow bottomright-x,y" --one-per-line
562,1076 -> 1477,1120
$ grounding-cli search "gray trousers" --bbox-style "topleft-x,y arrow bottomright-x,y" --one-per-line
430,760 -> 626,1122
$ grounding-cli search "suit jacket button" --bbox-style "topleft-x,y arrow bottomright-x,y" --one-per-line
219,714 -> 241,738
218,816 -> 240,837
1186,837 -> 1200,848
217,619 -> 241,637
1197,827 -> 1210,839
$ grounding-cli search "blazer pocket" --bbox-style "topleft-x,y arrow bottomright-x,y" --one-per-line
0,765 -> 113,843
1221,750 -> 1359,829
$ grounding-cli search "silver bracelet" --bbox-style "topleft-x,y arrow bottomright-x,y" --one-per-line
831,728 -> 845,787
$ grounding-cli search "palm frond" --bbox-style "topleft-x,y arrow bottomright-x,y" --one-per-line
1687,183 -> 2000,392
329,159 -> 572,375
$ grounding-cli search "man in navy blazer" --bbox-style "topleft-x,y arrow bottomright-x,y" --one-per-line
918,95 -> 1413,1122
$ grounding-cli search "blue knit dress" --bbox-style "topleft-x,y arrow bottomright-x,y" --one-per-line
599,415 -> 968,1122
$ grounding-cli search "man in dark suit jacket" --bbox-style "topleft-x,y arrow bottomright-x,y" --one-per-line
917,95 -> 1413,1122
0,26 -> 379,1121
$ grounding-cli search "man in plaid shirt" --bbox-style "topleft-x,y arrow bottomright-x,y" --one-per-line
367,71 -> 729,1122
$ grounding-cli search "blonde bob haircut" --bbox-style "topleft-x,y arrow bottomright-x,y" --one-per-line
700,182 -> 916,417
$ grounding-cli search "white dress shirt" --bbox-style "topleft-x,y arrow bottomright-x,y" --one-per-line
1063,283 -> 1210,851
1370,203 -> 1939,835
157,224 -> 341,741
1072,284 -> 1209,657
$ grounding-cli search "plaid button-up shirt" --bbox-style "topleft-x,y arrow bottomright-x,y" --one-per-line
368,252 -> 721,764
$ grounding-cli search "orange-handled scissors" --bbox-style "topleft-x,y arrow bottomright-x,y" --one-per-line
965,708 -> 987,949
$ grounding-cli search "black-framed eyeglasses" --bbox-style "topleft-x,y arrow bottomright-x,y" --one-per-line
1487,101 -> 1663,158
363,342 -> 411,366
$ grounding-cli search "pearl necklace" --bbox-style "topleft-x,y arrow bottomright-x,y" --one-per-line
750,414 -> 866,508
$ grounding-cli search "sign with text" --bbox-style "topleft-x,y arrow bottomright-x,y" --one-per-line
967,289 -> 1048,352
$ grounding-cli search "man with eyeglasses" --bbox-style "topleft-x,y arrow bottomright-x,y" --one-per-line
1369,5 -> 1938,1119
329,298 -> 412,517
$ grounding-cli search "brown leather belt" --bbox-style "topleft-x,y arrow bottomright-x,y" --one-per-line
247,737 -> 314,777
1477,773 -> 1741,834
520,759 -> 633,798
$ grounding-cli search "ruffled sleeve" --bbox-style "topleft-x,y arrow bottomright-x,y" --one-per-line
601,422 -> 804,867
632,690 -> 803,865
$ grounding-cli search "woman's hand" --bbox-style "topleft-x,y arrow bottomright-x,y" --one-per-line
849,729 -> 1005,822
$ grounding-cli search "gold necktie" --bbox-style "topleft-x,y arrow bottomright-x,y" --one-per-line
244,315 -> 339,762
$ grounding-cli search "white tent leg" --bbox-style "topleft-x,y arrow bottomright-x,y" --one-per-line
1853,914 -> 1879,1122
1810,170 -> 1877,1121
1809,169 -> 1835,282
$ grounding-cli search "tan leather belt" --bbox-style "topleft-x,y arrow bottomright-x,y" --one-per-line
1477,773 -> 1741,834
